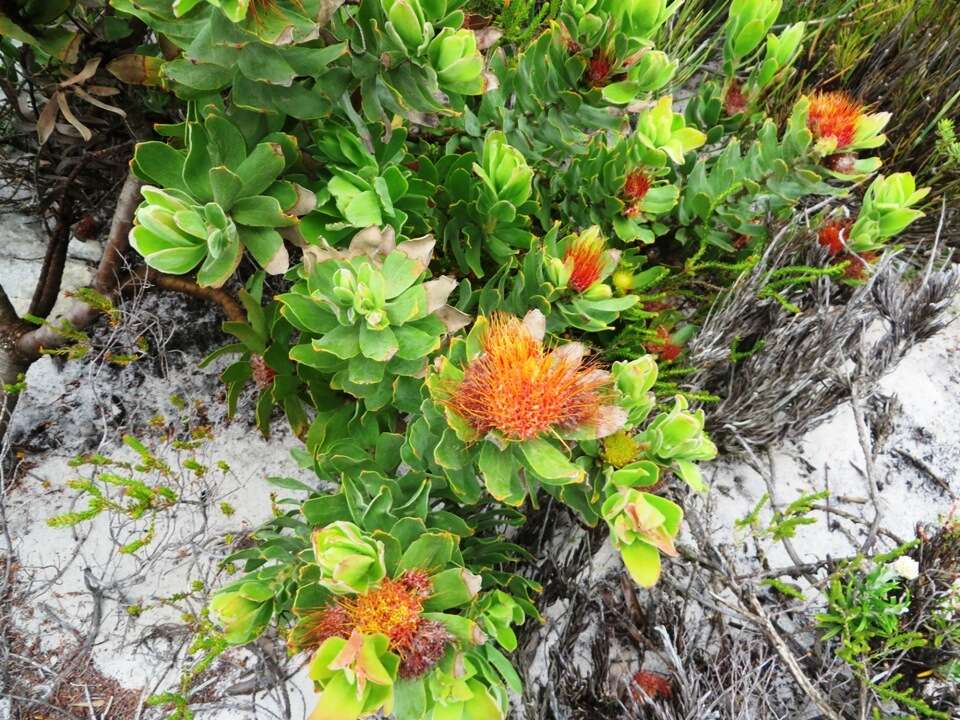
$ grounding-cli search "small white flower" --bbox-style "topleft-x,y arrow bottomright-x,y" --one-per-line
891,556 -> 919,580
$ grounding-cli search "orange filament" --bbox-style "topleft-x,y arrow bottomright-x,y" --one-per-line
807,91 -> 863,149
445,314 -> 610,441
817,219 -> 852,257
564,234 -> 605,293
339,578 -> 424,653
623,170 -> 652,202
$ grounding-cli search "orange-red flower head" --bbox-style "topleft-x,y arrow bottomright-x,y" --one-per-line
339,577 -> 424,652
724,81 -> 748,116
841,251 -> 877,280
645,326 -> 682,362
296,572 -> 430,652
633,670 -> 673,701
624,170 -> 652,203
807,92 -> 863,149
444,314 -> 612,441
588,51 -> 614,87
623,170 -> 653,218
817,219 -> 852,257
564,232 -> 606,293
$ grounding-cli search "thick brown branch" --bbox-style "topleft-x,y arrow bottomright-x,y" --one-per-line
15,171 -> 141,359
0,285 -> 21,329
28,195 -> 75,319
144,270 -> 245,322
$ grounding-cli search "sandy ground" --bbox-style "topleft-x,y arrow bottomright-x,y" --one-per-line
1,210 -> 957,719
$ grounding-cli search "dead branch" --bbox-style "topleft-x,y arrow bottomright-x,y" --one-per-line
745,593 -> 845,720
29,194 -> 75,319
15,171 -> 141,359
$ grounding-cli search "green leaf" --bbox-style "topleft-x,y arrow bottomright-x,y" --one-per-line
359,325 -> 398,362
422,568 -> 480,611
209,167 -> 244,210
518,438 -> 584,485
236,43 -> 296,86
344,190 -> 383,227
478,442 -> 525,505
205,114 -> 247,171
397,533 -> 455,574
163,59 -> 233,91
485,645 -> 523,694
314,324 -> 361,360
393,679 -> 427,720
133,142 -> 188,192
223,320 -> 267,354
386,286 -> 428,325
197,232 -> 241,287
381,251 -> 423,299
236,142 -> 286,198
348,355 -> 386,384
302,493 -> 351,527
277,293 -> 339,334
394,325 -> 440,360
620,540 -> 662,587
237,227 -> 287,274
266,476 -> 314,492
183,123 -> 213,202
312,673 -> 365,720
133,239 -> 205,275
601,81 -> 639,105
232,195 -> 296,228
733,19 -> 766,58
673,459 -> 708,492
433,428 -> 466,470
255,388 -> 273,436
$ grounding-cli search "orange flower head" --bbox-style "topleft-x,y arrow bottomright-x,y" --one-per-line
644,326 -> 681,362
397,569 -> 433,599
564,232 -> 606,293
623,170 -> 652,218
445,314 -> 612,441
293,604 -> 353,651
293,572 -> 452,678
817,219 -> 852,257
339,578 -> 424,653
840,251 -> 877,280
807,92 -> 863,149
633,670 -> 673,701
250,354 -> 276,389
826,152 -> 857,175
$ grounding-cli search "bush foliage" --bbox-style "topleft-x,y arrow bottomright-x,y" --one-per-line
16,0 -> 939,717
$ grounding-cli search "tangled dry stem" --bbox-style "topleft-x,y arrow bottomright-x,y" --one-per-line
686,205 -> 959,452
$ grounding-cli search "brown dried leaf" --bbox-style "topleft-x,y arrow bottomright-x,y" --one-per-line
107,55 -> 163,86
59,56 -> 101,88
85,85 -> 121,97
36,93 -> 60,145
73,87 -> 127,118
55,93 -> 92,142
474,27 -> 503,51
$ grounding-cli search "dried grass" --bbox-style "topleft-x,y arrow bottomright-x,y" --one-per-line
686,209 -> 959,452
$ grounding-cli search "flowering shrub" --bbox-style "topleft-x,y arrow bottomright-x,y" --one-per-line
85,0 -> 934,716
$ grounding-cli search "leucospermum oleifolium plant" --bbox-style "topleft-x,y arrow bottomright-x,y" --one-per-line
206,468 -> 537,720
102,0 -> 936,716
